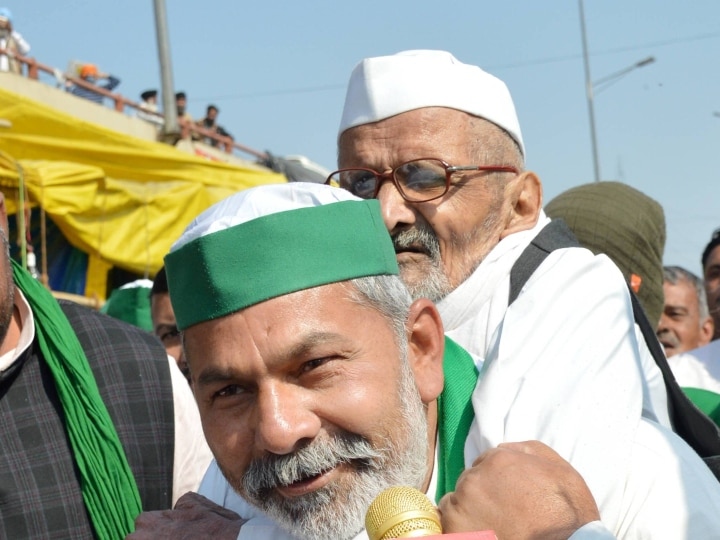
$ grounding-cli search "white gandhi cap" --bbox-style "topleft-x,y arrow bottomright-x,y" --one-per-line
338,49 -> 524,156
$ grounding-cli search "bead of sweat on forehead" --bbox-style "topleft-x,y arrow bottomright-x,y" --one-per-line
164,183 -> 399,331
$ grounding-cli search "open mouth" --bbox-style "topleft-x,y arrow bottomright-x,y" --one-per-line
276,467 -> 336,497
394,242 -> 429,256
284,468 -> 326,486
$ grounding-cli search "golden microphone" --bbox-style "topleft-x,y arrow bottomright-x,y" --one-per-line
365,486 -> 442,539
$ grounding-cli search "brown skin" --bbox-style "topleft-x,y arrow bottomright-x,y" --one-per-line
338,107 -> 543,294
128,492 -> 245,540
0,193 -> 22,356
439,441 -> 601,539
131,441 -> 602,539
130,280 -> 601,536
704,245 -> 720,341
150,291 -> 188,379
657,279 -> 714,358
186,283 -> 444,501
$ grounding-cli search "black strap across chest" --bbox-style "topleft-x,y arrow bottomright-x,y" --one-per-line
509,219 -> 720,480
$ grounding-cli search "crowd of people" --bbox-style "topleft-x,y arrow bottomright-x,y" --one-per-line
0,7 -> 235,152
2,41 -> 720,540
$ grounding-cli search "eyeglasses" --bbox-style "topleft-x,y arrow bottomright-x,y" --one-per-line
325,158 -> 519,203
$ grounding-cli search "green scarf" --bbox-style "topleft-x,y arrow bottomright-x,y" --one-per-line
12,260 -> 142,539
435,336 -> 479,502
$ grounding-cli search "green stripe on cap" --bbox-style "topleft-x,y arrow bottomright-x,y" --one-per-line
165,199 -> 398,330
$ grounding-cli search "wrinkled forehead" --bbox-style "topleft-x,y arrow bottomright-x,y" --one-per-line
181,282 -> 401,370
337,107 -> 506,167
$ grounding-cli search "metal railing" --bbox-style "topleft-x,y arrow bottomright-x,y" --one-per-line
0,49 -> 268,160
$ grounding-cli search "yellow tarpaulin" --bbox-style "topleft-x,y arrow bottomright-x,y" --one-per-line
0,85 -> 286,300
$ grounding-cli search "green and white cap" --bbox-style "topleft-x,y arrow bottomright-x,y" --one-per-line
165,183 -> 398,330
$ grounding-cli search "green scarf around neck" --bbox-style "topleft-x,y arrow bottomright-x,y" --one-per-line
436,336 -> 479,502
12,260 -> 142,538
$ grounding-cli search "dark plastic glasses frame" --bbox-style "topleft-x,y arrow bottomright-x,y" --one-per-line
325,157 -> 519,202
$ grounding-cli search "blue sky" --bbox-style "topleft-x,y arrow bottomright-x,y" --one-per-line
11,0 -> 720,276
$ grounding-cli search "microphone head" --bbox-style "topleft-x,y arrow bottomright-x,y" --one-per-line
365,486 -> 442,540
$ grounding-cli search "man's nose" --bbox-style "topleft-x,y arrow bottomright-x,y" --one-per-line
376,179 -> 417,235
255,382 -> 320,455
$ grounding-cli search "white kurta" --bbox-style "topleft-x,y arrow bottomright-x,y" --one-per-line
0,30 -> 30,72
671,340 -> 720,393
439,214 -> 720,538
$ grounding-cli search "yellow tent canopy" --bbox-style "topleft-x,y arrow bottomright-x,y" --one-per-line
0,86 -> 286,301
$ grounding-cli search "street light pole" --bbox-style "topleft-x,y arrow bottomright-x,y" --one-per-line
594,56 -> 655,94
579,2 -> 656,183
578,0 -> 601,183
153,0 -> 180,142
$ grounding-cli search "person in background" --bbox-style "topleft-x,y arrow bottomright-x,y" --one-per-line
198,104 -> 234,151
0,193 -> 211,538
702,227 -> 720,341
137,88 -> 164,127
670,251 -> 720,426
175,91 -> 193,122
657,265 -> 714,358
69,63 -> 120,105
0,7 -> 29,74
176,91 -> 201,140
100,278 -> 154,332
150,266 -> 187,382
327,49 -> 720,537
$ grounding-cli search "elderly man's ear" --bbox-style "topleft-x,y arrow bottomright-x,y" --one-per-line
405,298 -> 445,403
501,171 -> 543,239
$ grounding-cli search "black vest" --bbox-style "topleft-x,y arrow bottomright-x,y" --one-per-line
0,301 -> 174,539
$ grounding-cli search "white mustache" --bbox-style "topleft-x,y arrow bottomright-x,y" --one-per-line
242,432 -> 380,497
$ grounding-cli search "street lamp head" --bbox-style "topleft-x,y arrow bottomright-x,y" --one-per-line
636,56 -> 655,68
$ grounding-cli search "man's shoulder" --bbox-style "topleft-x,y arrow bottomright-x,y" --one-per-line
672,342 -> 720,390
523,238 -> 623,293
59,300 -> 167,362
678,341 -> 720,364
60,299 -> 156,337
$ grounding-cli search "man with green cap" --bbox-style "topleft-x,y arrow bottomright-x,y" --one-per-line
132,182 -> 720,540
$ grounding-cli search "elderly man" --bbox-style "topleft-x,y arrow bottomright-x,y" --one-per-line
0,192 -> 211,538
326,49 -> 720,536
130,183 -> 720,540
132,182 -> 612,539
657,266 -> 714,358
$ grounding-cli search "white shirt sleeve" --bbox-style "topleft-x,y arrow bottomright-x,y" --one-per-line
465,248 -> 720,537
169,355 -> 213,505
11,31 -> 29,55
199,461 -> 298,540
